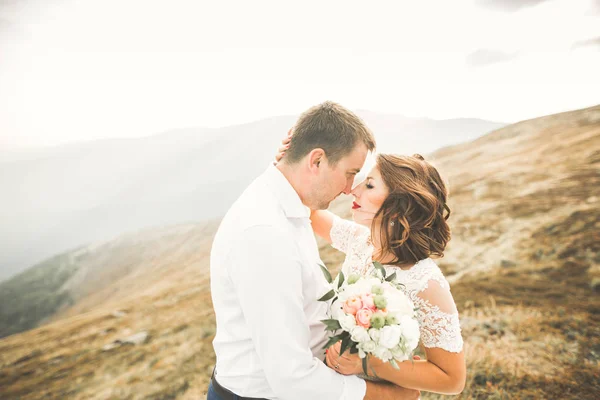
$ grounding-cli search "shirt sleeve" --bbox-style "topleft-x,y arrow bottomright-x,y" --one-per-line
416,279 -> 464,353
228,224 -> 366,400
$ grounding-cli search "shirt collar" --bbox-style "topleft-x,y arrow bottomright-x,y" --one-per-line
264,164 -> 311,219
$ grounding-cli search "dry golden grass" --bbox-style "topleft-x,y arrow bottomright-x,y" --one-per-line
0,276 -> 217,399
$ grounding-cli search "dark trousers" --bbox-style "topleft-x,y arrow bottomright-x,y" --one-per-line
206,379 -> 224,400
207,369 -> 267,400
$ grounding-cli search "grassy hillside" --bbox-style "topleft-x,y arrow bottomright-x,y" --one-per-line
0,221 -> 219,340
0,254 -> 77,338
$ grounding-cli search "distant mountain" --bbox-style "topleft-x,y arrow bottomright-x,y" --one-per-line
0,112 -> 504,282
356,110 -> 505,155
0,105 -> 597,400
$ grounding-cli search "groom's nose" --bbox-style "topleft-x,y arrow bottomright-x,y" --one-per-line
342,179 -> 353,195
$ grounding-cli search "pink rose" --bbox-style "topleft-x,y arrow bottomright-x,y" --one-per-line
343,296 -> 363,315
356,308 -> 373,328
361,293 -> 376,311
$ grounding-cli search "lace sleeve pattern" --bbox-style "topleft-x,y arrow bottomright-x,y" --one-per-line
414,277 -> 464,353
330,216 -> 374,275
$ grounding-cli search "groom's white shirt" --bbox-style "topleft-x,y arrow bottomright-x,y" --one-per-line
210,165 -> 366,400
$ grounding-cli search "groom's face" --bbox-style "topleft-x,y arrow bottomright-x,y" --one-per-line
311,143 -> 368,210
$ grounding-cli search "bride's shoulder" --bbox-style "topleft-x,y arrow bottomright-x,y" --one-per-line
410,258 -> 451,291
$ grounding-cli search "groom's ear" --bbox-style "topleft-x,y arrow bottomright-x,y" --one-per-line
307,148 -> 325,173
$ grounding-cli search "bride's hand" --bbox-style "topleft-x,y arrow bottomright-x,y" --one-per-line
325,341 -> 364,375
274,129 -> 293,164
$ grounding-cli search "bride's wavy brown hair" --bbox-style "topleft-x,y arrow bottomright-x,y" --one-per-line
372,154 -> 451,265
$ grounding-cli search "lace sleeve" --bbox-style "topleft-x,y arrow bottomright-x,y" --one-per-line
415,278 -> 464,353
330,215 -> 369,254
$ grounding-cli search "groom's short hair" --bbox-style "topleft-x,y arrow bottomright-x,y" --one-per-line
285,101 -> 376,166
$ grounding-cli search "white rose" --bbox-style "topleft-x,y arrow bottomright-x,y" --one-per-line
366,277 -> 382,288
350,326 -> 371,343
354,278 -> 372,294
339,314 -> 356,332
399,316 -> 420,338
331,299 -> 344,320
391,346 -> 410,362
399,315 -> 420,351
386,291 -> 415,317
407,336 -> 419,351
337,289 -> 350,302
368,328 -> 381,343
358,348 -> 366,359
373,345 -> 393,361
359,340 -> 377,354
379,325 -> 402,349
341,277 -> 381,300
340,285 -> 357,299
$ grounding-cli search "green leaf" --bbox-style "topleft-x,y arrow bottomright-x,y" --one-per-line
385,271 -> 397,282
362,356 -> 369,376
339,334 -> 351,356
337,271 -> 345,289
322,334 -> 344,350
321,319 -> 342,331
373,261 -> 386,279
318,289 -> 335,302
319,263 -> 333,284
390,359 -> 400,370
349,345 -> 359,354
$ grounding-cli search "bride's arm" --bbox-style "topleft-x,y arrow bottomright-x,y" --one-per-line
310,209 -> 335,243
327,343 -> 465,395
369,347 -> 465,395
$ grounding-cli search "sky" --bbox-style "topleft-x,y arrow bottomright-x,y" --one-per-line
0,0 -> 599,149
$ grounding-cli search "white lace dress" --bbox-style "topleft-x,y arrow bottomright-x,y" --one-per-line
330,216 -> 464,353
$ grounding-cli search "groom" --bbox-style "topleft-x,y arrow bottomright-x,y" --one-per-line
209,101 -> 420,400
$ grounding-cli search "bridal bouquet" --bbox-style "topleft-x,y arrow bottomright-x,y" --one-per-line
318,262 -> 420,376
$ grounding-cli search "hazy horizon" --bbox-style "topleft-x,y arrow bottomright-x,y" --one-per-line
0,108 -> 511,152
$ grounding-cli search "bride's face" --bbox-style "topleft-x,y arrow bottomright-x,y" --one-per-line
350,166 -> 389,227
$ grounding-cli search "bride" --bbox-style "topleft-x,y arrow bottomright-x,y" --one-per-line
276,138 -> 466,395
